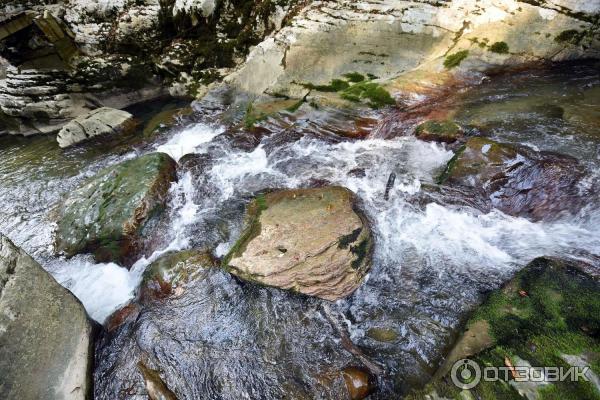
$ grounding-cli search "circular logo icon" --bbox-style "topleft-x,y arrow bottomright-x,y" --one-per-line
451,359 -> 481,390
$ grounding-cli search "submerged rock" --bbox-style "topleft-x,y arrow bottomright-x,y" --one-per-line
408,257 -> 600,399
223,186 -> 374,301
54,152 -> 177,266
57,107 -> 138,148
415,120 -> 463,143
438,137 -> 591,221
140,249 -> 217,301
0,234 -> 94,400
94,263 -> 358,399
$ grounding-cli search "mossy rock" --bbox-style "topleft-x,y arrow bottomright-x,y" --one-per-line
437,137 -> 518,185
415,120 -> 463,143
54,153 -> 177,266
223,187 -> 374,301
437,137 -> 588,221
408,257 -> 600,400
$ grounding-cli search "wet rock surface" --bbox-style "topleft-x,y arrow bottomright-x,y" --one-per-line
438,137 -> 593,221
94,260 -> 356,400
223,187 -> 374,301
0,234 -> 94,400
57,107 -> 138,148
54,152 -> 177,266
408,257 -> 600,399
415,120 -> 463,144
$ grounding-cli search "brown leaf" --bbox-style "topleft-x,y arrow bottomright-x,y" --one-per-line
504,356 -> 517,378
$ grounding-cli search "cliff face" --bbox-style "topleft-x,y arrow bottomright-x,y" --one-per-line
0,0 -> 599,136
0,0 -> 304,135
225,0 -> 600,100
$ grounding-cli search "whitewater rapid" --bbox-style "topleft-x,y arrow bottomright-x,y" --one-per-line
43,122 -> 600,322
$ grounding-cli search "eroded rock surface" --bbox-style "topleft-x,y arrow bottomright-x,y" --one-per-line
223,186 -> 374,301
54,152 -> 177,266
0,234 -> 93,400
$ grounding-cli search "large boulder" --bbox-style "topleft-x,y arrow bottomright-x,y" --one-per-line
223,186 -> 374,301
0,234 -> 94,400
54,152 -> 177,266
408,257 -> 600,399
437,137 -> 592,221
57,107 -> 138,148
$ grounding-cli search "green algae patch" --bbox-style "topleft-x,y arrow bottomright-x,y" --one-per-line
407,257 -> 600,400
343,72 -> 366,83
555,29 -> 584,44
444,50 -> 469,69
302,75 -> 396,109
416,120 -> 463,143
340,82 -> 396,109
489,41 -> 510,54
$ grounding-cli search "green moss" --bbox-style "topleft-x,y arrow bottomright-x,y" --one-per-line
444,50 -> 469,69
555,30 -> 583,44
409,258 -> 600,400
489,41 -> 510,54
436,145 -> 466,184
222,193 -> 269,267
340,82 -> 395,109
338,228 -> 363,249
350,238 -> 370,269
303,78 -> 350,92
244,103 -> 268,128
416,120 -> 462,139
367,328 -> 398,342
343,72 -> 366,83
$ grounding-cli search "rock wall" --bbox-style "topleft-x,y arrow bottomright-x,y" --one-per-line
0,0 -> 305,136
225,0 -> 600,99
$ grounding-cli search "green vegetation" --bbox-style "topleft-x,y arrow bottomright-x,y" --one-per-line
243,103 -> 268,128
406,258 -> 600,400
301,74 -> 396,109
222,193 -> 269,267
302,79 -> 350,92
415,120 -> 462,143
555,29 -> 583,44
489,41 -> 510,54
340,82 -> 395,108
444,50 -> 469,69
343,72 -> 366,83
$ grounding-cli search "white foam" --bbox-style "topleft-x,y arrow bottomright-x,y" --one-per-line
50,132 -> 600,323
156,123 -> 224,161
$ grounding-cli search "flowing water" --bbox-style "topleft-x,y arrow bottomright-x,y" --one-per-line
1,62 -> 600,395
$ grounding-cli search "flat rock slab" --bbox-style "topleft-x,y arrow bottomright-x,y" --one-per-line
0,234 -> 93,400
57,107 -> 138,148
224,186 -> 373,301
